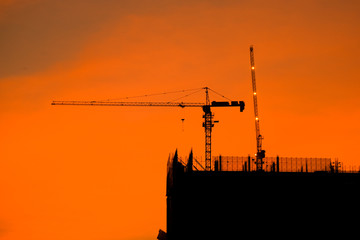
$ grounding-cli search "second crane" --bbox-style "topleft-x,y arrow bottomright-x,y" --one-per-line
250,45 -> 266,171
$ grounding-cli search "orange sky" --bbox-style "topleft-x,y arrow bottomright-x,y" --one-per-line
1,0 -> 360,239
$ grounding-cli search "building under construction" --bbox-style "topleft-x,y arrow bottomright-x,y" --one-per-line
161,152 -> 360,240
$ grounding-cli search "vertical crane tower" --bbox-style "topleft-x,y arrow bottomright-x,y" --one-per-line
250,45 -> 265,171
202,87 -> 213,171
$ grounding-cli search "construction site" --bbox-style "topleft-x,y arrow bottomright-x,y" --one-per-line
52,46 -> 360,239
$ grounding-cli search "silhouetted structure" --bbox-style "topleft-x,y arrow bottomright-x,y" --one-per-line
250,45 -> 266,171
161,151 -> 360,240
212,156 -> 332,172
52,88 -> 245,172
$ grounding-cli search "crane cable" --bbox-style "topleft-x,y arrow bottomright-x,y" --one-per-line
100,87 -> 232,102
207,88 -> 232,101
167,88 -> 205,102
100,87 -> 204,102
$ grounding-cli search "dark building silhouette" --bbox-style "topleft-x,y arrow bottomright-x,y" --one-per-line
159,151 -> 360,240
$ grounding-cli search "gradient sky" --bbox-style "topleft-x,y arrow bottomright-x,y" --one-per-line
1,0 -> 360,239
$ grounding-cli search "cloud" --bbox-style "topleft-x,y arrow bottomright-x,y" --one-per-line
0,0 -> 243,79
0,0 -> 137,78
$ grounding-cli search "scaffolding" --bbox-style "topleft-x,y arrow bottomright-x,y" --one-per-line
212,156 -> 332,172
173,152 -> 358,173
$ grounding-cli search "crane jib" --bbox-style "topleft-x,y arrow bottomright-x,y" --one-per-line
51,100 -> 245,112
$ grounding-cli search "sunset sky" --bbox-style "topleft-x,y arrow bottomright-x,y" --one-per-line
1,0 -> 360,239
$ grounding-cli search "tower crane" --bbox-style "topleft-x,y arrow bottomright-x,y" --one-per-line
250,45 -> 266,171
52,87 -> 245,171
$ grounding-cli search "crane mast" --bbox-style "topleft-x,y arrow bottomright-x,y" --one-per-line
202,87 -> 213,171
250,45 -> 265,171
